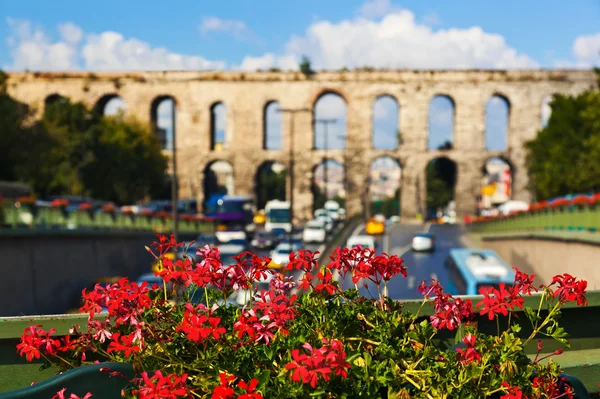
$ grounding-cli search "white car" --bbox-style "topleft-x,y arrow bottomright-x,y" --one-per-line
346,235 -> 376,250
270,242 -> 300,268
215,230 -> 247,243
411,233 -> 435,252
302,220 -> 327,243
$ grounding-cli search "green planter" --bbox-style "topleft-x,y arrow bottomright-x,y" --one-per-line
0,363 -> 135,399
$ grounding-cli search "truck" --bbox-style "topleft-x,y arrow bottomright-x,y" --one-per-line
264,200 -> 292,234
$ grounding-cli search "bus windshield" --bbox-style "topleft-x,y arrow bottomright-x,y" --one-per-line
216,201 -> 245,214
267,208 -> 290,223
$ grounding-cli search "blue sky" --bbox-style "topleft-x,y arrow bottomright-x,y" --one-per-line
2,0 -> 599,71
2,0 -> 599,176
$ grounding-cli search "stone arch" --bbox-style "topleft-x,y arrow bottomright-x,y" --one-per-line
150,95 -> 177,151
95,93 -> 126,117
479,156 -> 514,212
313,91 -> 347,150
255,161 -> 287,210
263,101 -> 282,150
210,102 -> 227,151
428,94 -> 456,150
44,93 -> 67,107
203,160 -> 234,211
485,94 -> 510,151
369,156 -> 402,217
372,95 -> 400,150
311,158 -> 346,212
425,156 -> 457,220
541,95 -> 554,128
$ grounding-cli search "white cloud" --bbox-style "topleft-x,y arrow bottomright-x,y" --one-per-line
572,33 -> 600,67
82,31 -> 225,71
198,16 -> 263,46
6,18 -> 79,71
4,18 -> 226,71
58,22 -> 83,45
282,11 -> 539,70
199,17 -> 248,37
103,97 -> 126,116
315,94 -> 346,119
236,53 -> 298,71
358,0 -> 393,19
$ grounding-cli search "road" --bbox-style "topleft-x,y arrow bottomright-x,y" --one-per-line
342,222 -> 468,300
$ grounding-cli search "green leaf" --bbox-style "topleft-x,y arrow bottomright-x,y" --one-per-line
523,307 -> 540,325
551,327 -> 571,348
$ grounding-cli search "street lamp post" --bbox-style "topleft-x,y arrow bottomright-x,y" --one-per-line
277,107 -> 310,247
171,102 -> 179,242
315,119 -> 337,203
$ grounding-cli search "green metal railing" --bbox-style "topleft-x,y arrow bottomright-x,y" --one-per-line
2,292 -> 600,394
468,202 -> 600,235
0,201 -> 214,234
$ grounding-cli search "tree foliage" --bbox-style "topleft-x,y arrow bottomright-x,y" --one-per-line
426,157 -> 456,212
526,73 -> 600,199
256,166 -> 286,210
0,75 -> 168,204
299,56 -> 314,78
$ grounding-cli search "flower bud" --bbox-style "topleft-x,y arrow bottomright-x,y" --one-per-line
537,339 -> 543,352
554,349 -> 564,355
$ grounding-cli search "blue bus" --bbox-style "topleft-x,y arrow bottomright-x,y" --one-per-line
207,196 -> 256,242
444,249 -> 515,296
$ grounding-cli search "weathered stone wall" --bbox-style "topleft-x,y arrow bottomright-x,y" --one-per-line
6,70 -> 597,220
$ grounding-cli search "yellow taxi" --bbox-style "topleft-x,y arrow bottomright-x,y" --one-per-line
152,252 -> 176,273
366,216 -> 386,236
254,210 -> 266,225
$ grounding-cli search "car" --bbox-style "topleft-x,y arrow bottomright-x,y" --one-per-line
302,219 -> 326,243
215,229 -> 247,244
251,231 -> 276,250
389,215 -> 401,224
253,210 -> 266,225
411,232 -> 435,252
152,251 -> 176,273
226,238 -> 249,252
177,234 -> 218,261
217,243 -> 247,266
366,217 -> 385,235
346,235 -> 376,250
269,242 -> 302,269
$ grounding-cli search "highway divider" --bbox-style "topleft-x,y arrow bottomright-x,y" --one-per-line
319,215 -> 362,262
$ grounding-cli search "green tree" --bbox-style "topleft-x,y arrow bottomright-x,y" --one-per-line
79,115 -> 168,204
426,158 -> 456,212
0,80 -> 168,203
312,184 -> 326,211
299,56 -> 314,78
526,73 -> 600,199
257,168 -> 286,210
0,71 -> 32,182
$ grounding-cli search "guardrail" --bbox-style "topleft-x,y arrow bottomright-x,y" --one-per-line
2,291 -> 600,394
0,200 -> 214,234
468,194 -> 600,235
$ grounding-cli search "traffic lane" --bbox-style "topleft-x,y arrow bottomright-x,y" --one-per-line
339,222 -> 422,291
386,223 -> 426,254
345,224 -> 465,300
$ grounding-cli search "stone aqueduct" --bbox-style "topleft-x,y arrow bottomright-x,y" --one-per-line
6,70 -> 597,221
